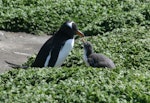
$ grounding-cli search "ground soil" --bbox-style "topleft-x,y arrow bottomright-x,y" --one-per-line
0,30 -> 49,74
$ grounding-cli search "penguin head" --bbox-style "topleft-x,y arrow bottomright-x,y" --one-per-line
83,41 -> 93,56
59,21 -> 84,38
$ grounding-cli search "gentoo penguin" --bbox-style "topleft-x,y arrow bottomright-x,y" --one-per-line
31,21 -> 84,68
83,41 -> 115,68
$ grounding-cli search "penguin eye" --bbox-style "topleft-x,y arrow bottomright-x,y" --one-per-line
85,45 -> 90,49
72,23 -> 77,30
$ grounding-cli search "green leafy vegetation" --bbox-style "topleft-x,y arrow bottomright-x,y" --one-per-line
0,0 -> 150,35
63,26 -> 150,69
1,26 -> 150,102
0,0 -> 150,102
0,67 -> 150,102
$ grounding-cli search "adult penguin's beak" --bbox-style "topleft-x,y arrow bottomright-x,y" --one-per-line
76,30 -> 84,37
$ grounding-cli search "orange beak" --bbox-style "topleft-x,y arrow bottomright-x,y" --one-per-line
76,30 -> 84,37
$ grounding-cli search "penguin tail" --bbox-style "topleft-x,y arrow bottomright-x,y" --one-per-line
5,61 -> 28,69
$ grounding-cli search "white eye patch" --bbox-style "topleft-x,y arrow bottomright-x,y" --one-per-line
67,21 -> 74,29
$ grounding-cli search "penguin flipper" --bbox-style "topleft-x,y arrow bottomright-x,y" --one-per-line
31,36 -> 54,67
5,61 -> 28,69
48,43 -> 63,67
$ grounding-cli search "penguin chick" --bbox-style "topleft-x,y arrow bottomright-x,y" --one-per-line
83,42 -> 115,68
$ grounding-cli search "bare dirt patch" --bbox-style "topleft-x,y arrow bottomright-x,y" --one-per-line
0,31 -> 49,73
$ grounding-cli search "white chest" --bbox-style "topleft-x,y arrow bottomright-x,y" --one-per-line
55,39 -> 75,67
44,39 -> 74,67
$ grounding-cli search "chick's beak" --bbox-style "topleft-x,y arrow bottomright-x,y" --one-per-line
76,30 -> 84,37
81,38 -> 86,43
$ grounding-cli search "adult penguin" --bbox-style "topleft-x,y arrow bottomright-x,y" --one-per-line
31,21 -> 84,67
82,41 -> 115,68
